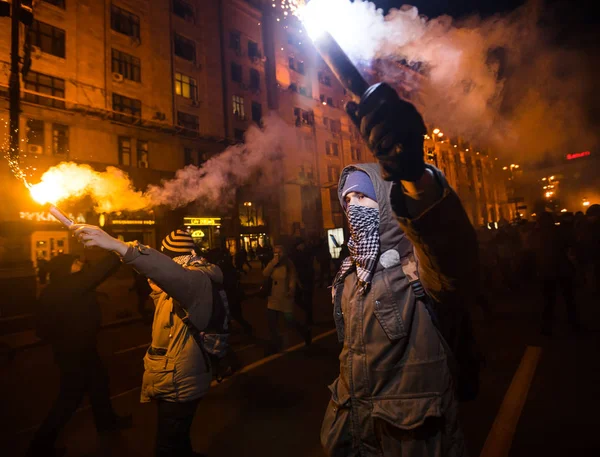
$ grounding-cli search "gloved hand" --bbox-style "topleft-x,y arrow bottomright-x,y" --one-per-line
346,82 -> 427,182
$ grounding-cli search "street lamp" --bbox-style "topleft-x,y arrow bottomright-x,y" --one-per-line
583,199 -> 590,207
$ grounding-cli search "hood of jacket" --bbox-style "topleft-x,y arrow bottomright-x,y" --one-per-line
337,163 -> 406,254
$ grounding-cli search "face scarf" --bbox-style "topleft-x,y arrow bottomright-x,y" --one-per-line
172,253 -> 208,268
333,205 -> 380,296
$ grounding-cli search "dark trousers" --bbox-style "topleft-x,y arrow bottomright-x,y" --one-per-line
541,277 -> 579,331
297,285 -> 314,326
267,308 -> 308,353
155,398 -> 200,457
30,347 -> 116,450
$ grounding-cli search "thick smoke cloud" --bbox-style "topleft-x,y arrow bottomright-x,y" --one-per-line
303,0 -> 593,161
28,114 -> 290,212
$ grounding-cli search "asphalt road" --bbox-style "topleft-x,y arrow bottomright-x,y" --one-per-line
1,272 -> 598,457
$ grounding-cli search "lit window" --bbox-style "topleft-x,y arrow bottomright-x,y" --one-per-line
233,95 -> 245,120
175,72 -> 197,101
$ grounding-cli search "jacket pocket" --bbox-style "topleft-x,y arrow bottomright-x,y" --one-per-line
372,271 -> 406,341
142,353 -> 176,400
320,378 -> 355,457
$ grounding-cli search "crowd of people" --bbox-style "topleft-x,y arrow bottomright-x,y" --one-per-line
24,78 -> 599,457
477,205 -> 600,334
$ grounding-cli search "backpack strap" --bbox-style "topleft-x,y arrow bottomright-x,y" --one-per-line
172,299 -> 211,372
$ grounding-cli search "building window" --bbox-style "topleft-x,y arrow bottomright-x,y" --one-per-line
326,141 -> 339,156
330,119 -> 341,134
229,31 -> 241,53
26,119 -> 44,148
29,20 -> 65,58
112,93 -> 141,123
318,71 -> 332,87
177,111 -> 199,131
52,124 -> 69,156
293,107 -> 314,127
299,86 -> 310,97
249,69 -> 260,90
234,129 -> 245,142
118,137 -> 132,166
248,40 -> 259,59
175,72 -> 197,101
23,71 -> 65,109
42,0 -> 66,8
327,165 -> 340,183
173,0 -> 194,22
198,151 -> 209,165
137,140 -> 149,168
111,49 -> 141,82
111,5 -> 140,40
289,57 -> 305,73
184,147 -> 194,165
323,116 -> 329,127
327,97 -> 335,107
233,95 -> 245,120
251,101 -> 262,124
351,147 -> 361,161
174,34 -> 196,62
231,62 -> 242,83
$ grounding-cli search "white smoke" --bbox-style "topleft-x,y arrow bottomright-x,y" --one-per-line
28,113 -> 291,212
301,0 -> 593,161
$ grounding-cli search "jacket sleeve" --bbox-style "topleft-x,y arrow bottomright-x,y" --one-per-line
390,166 -> 480,307
121,243 -> 213,329
73,253 -> 121,294
263,257 -> 278,278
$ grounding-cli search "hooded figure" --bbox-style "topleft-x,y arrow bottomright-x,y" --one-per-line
29,253 -> 131,457
320,163 -> 478,457
69,226 -> 223,457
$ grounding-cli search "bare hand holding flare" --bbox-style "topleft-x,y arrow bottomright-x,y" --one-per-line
70,224 -> 129,255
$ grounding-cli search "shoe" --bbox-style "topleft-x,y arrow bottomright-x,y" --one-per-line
97,414 -> 133,433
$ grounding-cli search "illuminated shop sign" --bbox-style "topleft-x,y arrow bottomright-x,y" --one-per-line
112,220 -> 155,225
20,212 -> 86,223
184,217 -> 221,226
566,151 -> 591,160
191,229 -> 205,238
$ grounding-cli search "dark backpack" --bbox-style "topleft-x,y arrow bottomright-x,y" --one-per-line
173,280 -> 236,383
402,255 -> 483,402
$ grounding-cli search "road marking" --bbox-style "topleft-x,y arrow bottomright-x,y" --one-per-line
479,345 -> 542,457
9,328 -> 338,437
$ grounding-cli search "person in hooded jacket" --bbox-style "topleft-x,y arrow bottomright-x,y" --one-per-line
28,253 -> 132,457
320,83 -> 479,457
69,227 -> 222,457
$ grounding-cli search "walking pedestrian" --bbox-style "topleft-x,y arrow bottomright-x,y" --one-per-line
290,237 -> 316,326
531,212 -> 579,336
262,244 -> 312,355
70,226 -> 219,457
28,253 -> 132,457
320,82 -> 479,457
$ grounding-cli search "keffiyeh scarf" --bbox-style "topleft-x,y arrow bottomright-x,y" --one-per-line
172,253 -> 208,268
333,205 -> 380,296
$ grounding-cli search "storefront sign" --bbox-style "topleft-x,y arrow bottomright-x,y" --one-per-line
184,217 -> 221,226
566,151 -> 591,160
191,229 -> 205,238
20,211 -> 86,223
112,220 -> 155,225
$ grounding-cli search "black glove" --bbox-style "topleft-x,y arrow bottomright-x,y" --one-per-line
346,82 -> 427,182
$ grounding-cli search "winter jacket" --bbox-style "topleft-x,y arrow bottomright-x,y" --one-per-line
321,164 -> 478,457
35,254 -> 121,356
262,257 -> 297,313
121,242 -> 223,403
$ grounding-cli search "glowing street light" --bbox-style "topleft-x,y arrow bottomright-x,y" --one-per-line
433,128 -> 440,135
437,132 -> 444,138
583,199 -> 590,207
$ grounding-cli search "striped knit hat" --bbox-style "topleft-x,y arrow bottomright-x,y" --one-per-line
161,229 -> 196,258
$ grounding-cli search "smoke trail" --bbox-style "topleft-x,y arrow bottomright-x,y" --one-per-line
301,0 -> 594,161
27,113 -> 289,212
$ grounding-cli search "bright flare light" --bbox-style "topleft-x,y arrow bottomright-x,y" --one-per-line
295,0 -> 358,46
28,165 -> 97,205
